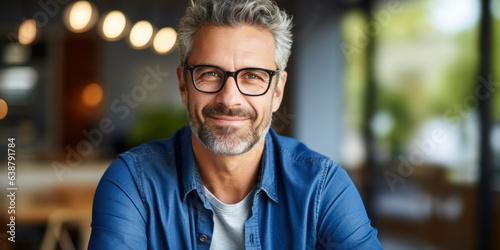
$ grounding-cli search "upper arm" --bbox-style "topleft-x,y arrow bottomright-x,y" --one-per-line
88,156 -> 148,249
316,163 -> 382,249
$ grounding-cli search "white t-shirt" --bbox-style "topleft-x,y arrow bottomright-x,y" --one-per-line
204,187 -> 254,250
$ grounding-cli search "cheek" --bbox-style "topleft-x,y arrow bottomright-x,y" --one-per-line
190,100 -> 203,119
186,92 -> 198,115
188,93 -> 212,118
253,99 -> 274,122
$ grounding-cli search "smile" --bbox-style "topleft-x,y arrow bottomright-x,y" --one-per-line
208,115 -> 250,126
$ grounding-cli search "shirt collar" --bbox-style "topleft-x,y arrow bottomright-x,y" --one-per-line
178,126 -> 279,204
256,130 -> 278,203
178,127 -> 203,203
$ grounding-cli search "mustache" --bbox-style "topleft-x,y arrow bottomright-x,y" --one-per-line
202,104 -> 256,119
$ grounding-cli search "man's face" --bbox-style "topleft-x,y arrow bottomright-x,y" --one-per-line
177,24 -> 287,155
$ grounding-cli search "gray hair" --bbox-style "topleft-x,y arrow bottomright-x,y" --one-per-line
177,0 -> 293,71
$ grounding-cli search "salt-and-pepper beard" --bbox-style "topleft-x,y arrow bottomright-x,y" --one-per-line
187,93 -> 274,156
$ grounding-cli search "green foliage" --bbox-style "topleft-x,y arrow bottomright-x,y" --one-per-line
493,18 -> 500,122
125,106 -> 188,148
342,0 -> 489,154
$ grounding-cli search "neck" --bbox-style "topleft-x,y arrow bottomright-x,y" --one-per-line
192,133 -> 265,204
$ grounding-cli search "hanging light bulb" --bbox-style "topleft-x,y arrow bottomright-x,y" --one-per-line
69,1 -> 92,30
128,20 -> 154,50
63,1 -> 99,33
99,10 -> 128,41
18,19 -> 37,45
153,27 -> 177,54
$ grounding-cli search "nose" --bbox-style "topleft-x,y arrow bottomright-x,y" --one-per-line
215,76 -> 243,108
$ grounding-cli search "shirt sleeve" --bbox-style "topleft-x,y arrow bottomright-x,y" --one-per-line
316,162 -> 383,249
88,155 -> 148,250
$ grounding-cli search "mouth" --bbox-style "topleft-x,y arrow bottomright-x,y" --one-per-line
208,115 -> 250,126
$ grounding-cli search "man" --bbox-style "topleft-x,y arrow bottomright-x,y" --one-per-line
89,0 -> 382,249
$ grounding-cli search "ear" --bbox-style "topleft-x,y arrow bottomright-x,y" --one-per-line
272,70 -> 287,112
177,64 -> 188,107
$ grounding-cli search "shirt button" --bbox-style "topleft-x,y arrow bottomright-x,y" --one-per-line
198,234 -> 208,242
250,234 -> 254,244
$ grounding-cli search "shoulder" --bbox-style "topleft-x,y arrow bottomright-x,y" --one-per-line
103,126 -> 191,187
267,129 -> 348,195
97,127 -> 192,208
121,138 -> 174,166
269,129 -> 338,169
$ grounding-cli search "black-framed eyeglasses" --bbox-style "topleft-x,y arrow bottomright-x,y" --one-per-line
184,64 -> 279,96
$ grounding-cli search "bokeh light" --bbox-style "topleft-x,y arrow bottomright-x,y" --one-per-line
100,11 -> 128,41
64,1 -> 99,33
153,27 -> 177,54
0,99 -> 8,119
129,20 -> 154,50
18,19 -> 37,45
82,83 -> 103,107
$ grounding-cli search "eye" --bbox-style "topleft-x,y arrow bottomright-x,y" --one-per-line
197,69 -> 223,80
204,71 -> 219,77
246,73 -> 261,79
241,70 -> 268,81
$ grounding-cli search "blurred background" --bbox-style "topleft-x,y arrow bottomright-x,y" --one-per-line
0,0 -> 499,249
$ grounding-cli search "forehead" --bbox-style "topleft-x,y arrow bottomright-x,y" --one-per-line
188,24 -> 276,69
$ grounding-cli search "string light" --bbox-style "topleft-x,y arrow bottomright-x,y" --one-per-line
129,20 -> 154,50
59,1 -> 177,53
100,10 -> 128,41
153,27 -> 177,54
63,1 -> 99,33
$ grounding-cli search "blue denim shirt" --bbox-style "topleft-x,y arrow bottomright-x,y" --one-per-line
89,126 -> 382,249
